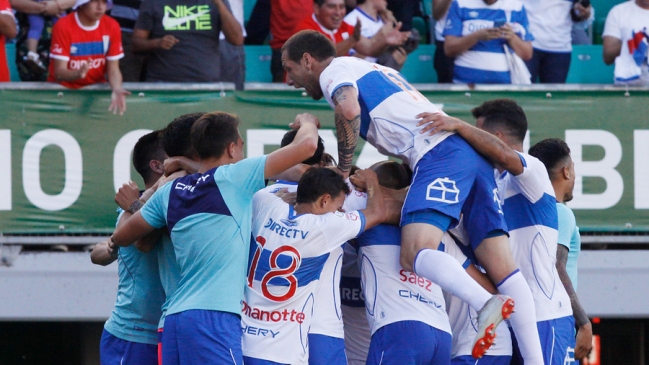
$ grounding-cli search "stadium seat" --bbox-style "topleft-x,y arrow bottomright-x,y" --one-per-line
5,42 -> 20,82
566,45 -> 614,84
400,44 -> 438,83
245,45 -> 273,83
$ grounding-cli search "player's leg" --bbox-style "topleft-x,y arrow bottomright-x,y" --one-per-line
100,328 -> 157,365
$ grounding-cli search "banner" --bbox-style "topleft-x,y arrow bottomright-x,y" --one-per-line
1,87 -> 648,233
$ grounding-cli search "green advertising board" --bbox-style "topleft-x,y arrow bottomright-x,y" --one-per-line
1,86 -> 648,233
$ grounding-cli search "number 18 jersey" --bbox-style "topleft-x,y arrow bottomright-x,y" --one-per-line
319,57 -> 453,168
242,190 -> 366,365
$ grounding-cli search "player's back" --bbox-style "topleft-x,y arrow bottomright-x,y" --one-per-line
320,57 -> 453,167
242,190 -> 365,365
496,153 -> 572,321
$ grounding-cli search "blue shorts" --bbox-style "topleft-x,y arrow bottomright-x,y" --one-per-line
511,316 -> 576,365
452,354 -> 512,365
367,321 -> 452,365
100,329 -> 157,365
161,309 -> 243,365
401,134 -> 508,249
308,333 -> 347,365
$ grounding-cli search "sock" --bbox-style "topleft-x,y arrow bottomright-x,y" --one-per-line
497,270 -> 544,365
414,248 -> 492,311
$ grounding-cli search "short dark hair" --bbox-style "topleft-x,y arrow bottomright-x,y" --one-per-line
528,138 -> 571,180
281,130 -> 325,165
191,112 -> 241,160
370,161 -> 410,190
282,30 -> 336,63
162,112 -> 206,158
132,130 -> 166,182
296,167 -> 351,204
471,99 -> 527,143
320,153 -> 336,167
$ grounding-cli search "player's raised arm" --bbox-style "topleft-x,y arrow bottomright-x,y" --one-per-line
264,113 -> 320,179
354,169 -> 388,231
332,85 -> 361,178
416,112 -> 524,176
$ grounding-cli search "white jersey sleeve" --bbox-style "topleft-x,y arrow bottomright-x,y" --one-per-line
506,153 -> 555,204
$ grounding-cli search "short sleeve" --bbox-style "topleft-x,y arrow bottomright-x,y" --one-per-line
220,156 -> 267,197
442,1 -> 463,37
0,0 -> 14,17
319,210 -> 366,250
513,6 -> 534,42
50,20 -> 71,61
134,0 -> 155,31
106,19 -> 124,60
556,203 -> 576,249
342,181 -> 368,212
140,184 -> 171,229
319,59 -> 359,106
510,153 -> 552,204
602,6 -> 621,39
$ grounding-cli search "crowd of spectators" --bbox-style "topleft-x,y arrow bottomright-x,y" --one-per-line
0,0 -> 648,93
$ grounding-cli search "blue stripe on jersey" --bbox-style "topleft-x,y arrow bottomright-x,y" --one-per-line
454,65 -> 511,84
166,167 -> 232,232
503,193 -> 558,231
356,70 -> 403,112
330,82 -> 355,100
358,94 -> 371,140
519,153 -> 527,168
356,224 -> 400,247
71,41 -> 105,57
252,250 -> 330,287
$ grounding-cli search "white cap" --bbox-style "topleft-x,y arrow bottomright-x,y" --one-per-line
73,0 -> 113,10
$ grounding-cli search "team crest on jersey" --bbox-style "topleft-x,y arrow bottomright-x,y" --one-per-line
345,212 -> 360,221
426,177 -> 459,204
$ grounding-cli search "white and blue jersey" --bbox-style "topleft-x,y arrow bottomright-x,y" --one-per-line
344,8 -> 386,63
242,190 -> 365,365
104,210 -> 165,346
140,156 -> 267,317
267,181 -> 346,341
320,57 -> 453,169
556,202 -> 580,290
443,0 -> 534,84
496,153 -> 572,322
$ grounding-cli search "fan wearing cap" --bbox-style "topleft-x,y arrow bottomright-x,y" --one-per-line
48,0 -> 130,115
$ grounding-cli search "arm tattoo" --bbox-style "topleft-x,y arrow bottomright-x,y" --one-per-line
333,86 -> 360,173
556,245 -> 590,327
127,200 -> 144,214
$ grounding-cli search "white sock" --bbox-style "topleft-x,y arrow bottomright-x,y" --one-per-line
414,248 -> 492,311
497,270 -> 544,365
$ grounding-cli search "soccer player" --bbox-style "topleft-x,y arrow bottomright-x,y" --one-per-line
281,30 -> 541,362
529,138 -> 593,361
91,130 -> 166,365
111,111 -> 320,365
343,160 -> 453,364
419,99 -> 577,365
242,167 -> 389,365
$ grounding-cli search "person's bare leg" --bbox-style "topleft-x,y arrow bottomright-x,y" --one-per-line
475,235 -> 544,365
400,223 -> 492,311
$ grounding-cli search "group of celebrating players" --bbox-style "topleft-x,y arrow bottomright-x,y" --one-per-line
91,30 -> 591,365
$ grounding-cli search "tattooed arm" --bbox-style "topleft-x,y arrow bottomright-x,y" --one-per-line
332,85 -> 361,178
556,244 -> 593,360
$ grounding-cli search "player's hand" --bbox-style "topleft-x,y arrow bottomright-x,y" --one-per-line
158,35 -> 180,50
115,180 -> 140,211
106,238 -> 118,259
289,113 -> 321,130
274,187 -> 297,205
109,88 -> 130,115
349,168 -> 378,192
477,27 -> 501,41
575,322 -> 593,360
416,112 -> 465,135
